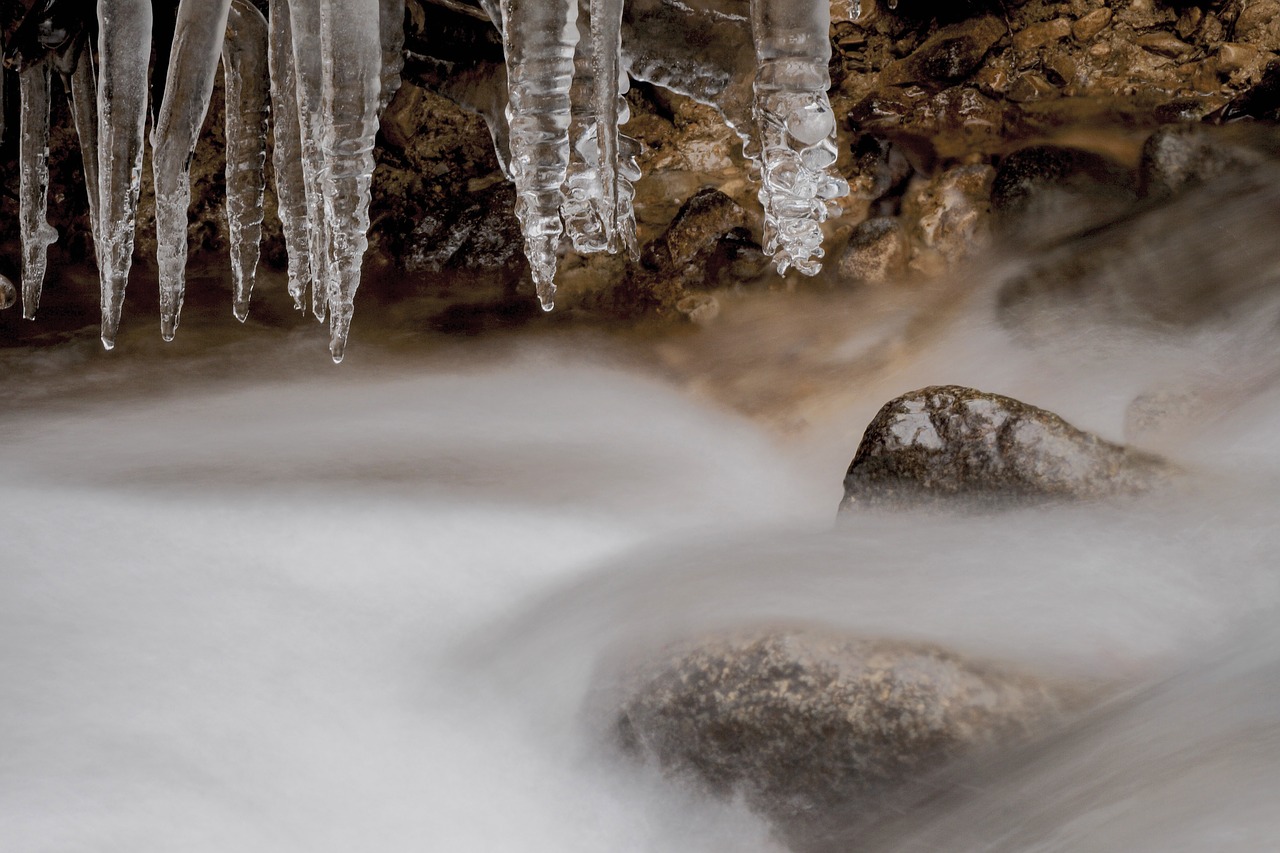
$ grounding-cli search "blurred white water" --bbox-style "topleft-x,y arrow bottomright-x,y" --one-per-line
3,259 -> 1280,852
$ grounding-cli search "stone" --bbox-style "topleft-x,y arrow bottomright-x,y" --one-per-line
401,182 -> 525,273
991,145 -> 1137,246
1139,123 -> 1280,199
642,187 -> 753,273
901,164 -> 994,277
1072,7 -> 1113,41
1208,60 -> 1280,122
836,216 -> 909,285
880,15 -> 1007,87
839,386 -> 1175,512
1012,18 -> 1073,53
1135,31 -> 1195,58
611,627 -> 1075,850
1233,0 -> 1280,45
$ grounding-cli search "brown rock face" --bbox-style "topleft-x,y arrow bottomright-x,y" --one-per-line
840,386 -> 1174,512
613,627 -> 1076,851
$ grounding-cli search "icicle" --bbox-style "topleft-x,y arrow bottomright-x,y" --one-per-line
96,0 -> 153,349
594,0 -> 641,259
749,0 -> 848,276
267,0 -> 311,311
317,0 -> 382,363
496,0 -> 579,310
222,0 -> 269,323
18,60 -> 58,320
150,0 -> 232,341
379,0 -> 405,114
68,41 -> 103,267
285,0 -> 333,323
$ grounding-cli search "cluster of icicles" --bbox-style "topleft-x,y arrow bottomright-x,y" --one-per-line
4,0 -> 848,362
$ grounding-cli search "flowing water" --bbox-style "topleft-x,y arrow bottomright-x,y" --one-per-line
3,208 -> 1280,852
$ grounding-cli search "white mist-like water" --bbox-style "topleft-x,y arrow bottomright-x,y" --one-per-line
3,271 -> 1280,851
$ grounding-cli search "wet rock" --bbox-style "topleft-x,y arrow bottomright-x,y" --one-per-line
1139,123 -> 1280,199
901,164 -> 993,277
612,627 -> 1075,851
642,187 -> 752,273
881,15 -> 1006,87
1135,31 -> 1195,59
836,216 -> 909,285
1233,0 -> 1280,46
991,145 -> 1137,246
1012,18 -> 1072,53
1208,59 -> 1280,122
1072,7 -> 1113,42
401,181 -> 525,273
839,386 -> 1174,512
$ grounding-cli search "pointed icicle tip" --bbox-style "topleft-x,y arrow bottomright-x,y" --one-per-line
100,335 -> 116,351
233,301 -> 250,323
161,312 -> 179,342
536,282 -> 557,313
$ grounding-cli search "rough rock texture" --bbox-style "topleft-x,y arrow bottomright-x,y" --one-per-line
612,626 -> 1078,851
840,385 -> 1175,511
836,216 -> 909,284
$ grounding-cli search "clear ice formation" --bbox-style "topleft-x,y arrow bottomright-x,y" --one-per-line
68,44 -> 103,269
96,0 -> 153,349
18,60 -> 58,319
285,0 -> 336,324
13,0 -> 848,357
749,0 -> 848,274
151,0 -> 232,341
318,0 -> 383,362
489,0 -> 579,310
267,0 -> 313,311
563,0 -> 639,258
223,0 -> 271,323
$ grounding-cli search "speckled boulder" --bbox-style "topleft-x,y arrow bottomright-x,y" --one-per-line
840,386 -> 1174,512
612,627 -> 1075,850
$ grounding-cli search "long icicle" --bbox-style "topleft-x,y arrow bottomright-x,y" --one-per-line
18,59 -> 58,319
285,0 -> 333,323
267,0 -> 311,310
68,40 -> 103,268
151,0 -> 232,341
589,0 -> 634,255
317,0 -> 383,363
497,0 -> 579,310
222,0 -> 270,322
96,0 -> 153,349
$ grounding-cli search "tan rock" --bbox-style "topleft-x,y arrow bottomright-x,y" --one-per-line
1073,7 -> 1113,41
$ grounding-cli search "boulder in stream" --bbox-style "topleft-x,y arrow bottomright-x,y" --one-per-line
840,386 -> 1175,512
611,627 -> 1076,851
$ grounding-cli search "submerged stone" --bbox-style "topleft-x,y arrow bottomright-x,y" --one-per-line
612,627 -> 1076,851
840,386 -> 1174,512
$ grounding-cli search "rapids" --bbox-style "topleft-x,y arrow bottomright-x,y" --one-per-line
2,229 -> 1280,851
